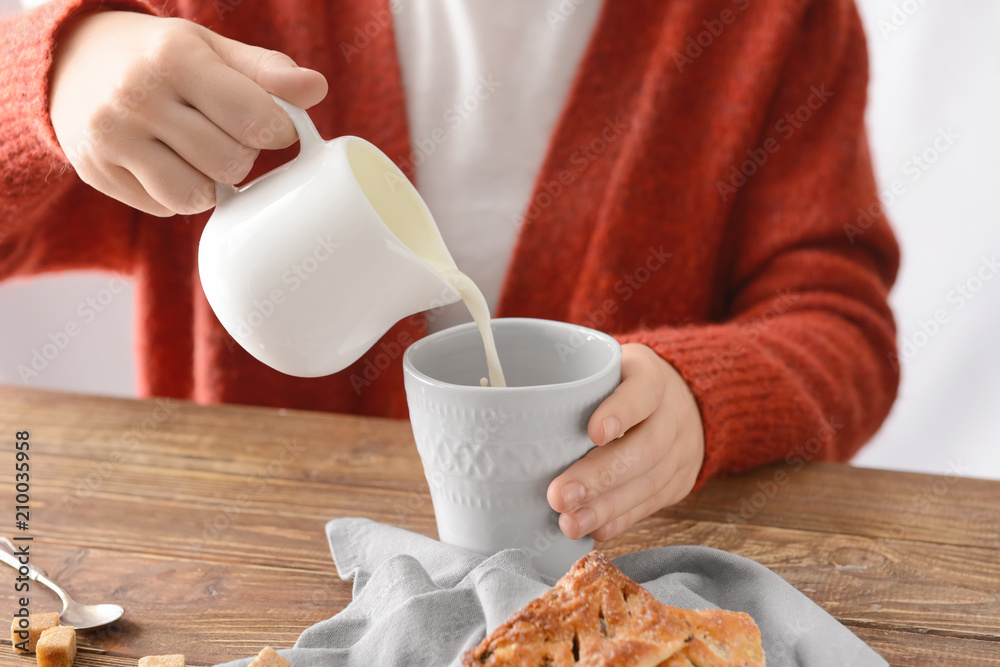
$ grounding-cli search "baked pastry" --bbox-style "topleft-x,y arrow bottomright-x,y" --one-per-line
462,552 -> 764,666
248,647 -> 290,667
662,608 -> 766,666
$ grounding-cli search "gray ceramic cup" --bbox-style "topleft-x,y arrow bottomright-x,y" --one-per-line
402,317 -> 622,579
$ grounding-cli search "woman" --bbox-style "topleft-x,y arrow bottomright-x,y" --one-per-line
0,0 -> 899,542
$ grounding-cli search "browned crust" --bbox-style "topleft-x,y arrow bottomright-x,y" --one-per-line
461,552 -> 764,667
668,608 -> 765,666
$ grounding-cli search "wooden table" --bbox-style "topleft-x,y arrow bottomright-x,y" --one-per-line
0,387 -> 997,666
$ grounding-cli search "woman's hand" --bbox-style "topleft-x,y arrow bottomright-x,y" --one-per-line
547,343 -> 705,541
49,11 -> 328,216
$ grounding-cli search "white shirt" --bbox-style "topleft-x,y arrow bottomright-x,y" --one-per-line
391,0 -> 604,332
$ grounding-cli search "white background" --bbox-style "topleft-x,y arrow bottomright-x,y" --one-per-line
1,0 -> 997,479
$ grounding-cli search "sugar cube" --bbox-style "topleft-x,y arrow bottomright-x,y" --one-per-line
10,612 -> 59,653
35,625 -> 76,667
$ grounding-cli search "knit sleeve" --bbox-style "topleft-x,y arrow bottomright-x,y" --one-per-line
618,1 -> 900,487
0,0 -> 159,279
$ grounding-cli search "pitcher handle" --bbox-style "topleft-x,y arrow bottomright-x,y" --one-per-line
215,95 -> 325,206
270,95 -> 325,155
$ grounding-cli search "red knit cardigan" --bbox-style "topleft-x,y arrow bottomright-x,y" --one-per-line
0,0 -> 899,487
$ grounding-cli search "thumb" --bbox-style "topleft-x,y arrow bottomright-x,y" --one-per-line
206,32 -> 328,109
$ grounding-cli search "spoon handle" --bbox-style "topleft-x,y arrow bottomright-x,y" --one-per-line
0,536 -> 48,577
0,537 -> 70,613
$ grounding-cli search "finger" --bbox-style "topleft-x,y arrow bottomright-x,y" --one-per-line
74,152 -> 174,217
255,55 -> 328,109
206,31 -> 328,109
547,407 -> 678,514
145,101 -> 259,184
173,51 -> 298,150
589,449 -> 703,542
117,138 -> 215,215
587,344 -> 665,447
558,460 -> 673,541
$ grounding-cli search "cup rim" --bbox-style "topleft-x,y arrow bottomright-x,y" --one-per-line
402,317 -> 622,392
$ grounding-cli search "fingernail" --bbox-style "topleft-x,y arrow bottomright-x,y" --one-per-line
562,482 -> 586,508
602,416 -> 621,445
574,506 -> 596,536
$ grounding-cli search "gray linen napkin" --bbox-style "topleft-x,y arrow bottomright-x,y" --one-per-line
216,518 -> 886,667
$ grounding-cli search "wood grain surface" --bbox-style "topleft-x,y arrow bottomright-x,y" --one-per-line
0,387 -> 997,666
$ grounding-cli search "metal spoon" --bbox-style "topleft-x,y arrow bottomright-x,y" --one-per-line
0,537 -> 124,629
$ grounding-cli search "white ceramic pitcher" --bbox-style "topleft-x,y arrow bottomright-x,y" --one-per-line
198,98 -> 462,377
